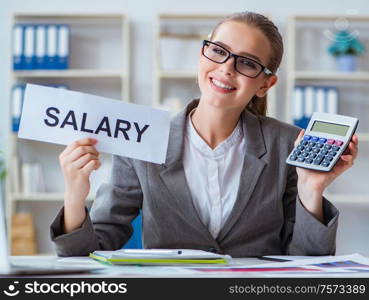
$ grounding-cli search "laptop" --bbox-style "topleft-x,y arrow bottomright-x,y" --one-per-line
0,187 -> 102,275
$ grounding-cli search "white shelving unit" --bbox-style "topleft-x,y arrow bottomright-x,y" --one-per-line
6,13 -> 130,254
153,13 -> 277,117
286,15 -> 369,205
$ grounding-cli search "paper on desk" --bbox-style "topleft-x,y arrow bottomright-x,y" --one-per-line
189,254 -> 369,274
18,84 -> 171,164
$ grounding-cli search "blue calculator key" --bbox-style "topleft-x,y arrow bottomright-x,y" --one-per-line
321,149 -> 328,155
290,155 -> 297,161
324,144 -> 332,150
321,161 -> 330,167
330,151 -> 337,156
309,153 -> 317,159
326,155 -> 334,161
332,146 -> 340,151
303,135 -> 312,141
318,138 -> 327,144
297,157 -> 305,162
302,152 -> 309,157
312,136 -> 319,142
297,145 -> 304,151
316,143 -> 323,148
305,158 -> 313,164
313,148 -> 320,153
308,142 -> 316,147
301,140 -> 309,146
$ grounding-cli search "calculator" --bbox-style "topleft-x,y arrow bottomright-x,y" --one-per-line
286,112 -> 359,172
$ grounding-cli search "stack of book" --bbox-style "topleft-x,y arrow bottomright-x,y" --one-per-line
11,213 -> 37,255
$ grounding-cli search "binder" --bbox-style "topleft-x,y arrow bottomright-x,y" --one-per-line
57,25 -> 70,69
12,24 -> 24,70
327,88 -> 338,114
293,85 -> 340,129
35,25 -> 46,69
11,85 -> 25,132
46,25 -> 58,69
23,25 -> 36,69
315,87 -> 326,113
293,86 -> 304,128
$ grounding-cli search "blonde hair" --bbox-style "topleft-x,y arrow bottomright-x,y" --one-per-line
209,12 -> 284,116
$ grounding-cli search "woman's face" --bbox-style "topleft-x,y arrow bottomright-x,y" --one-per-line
198,21 -> 277,111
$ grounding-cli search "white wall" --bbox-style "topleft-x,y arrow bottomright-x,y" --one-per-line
1,0 -> 369,254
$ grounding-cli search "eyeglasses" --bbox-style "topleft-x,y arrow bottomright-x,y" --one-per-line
202,40 -> 273,78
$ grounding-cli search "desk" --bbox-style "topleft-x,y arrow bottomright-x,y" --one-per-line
10,256 -> 369,278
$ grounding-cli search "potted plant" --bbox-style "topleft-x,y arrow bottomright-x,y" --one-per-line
328,30 -> 365,72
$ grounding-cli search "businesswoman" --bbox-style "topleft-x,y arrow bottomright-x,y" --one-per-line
51,12 -> 359,257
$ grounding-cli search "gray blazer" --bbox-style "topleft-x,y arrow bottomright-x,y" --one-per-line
51,99 -> 339,257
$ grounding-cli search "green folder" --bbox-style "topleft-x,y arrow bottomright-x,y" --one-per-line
89,249 -> 231,266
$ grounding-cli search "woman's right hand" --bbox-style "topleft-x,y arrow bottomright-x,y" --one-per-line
59,138 -> 100,233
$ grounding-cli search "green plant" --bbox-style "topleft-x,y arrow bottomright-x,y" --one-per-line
328,30 -> 365,56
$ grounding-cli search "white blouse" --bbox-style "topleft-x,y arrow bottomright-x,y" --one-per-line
183,111 -> 246,238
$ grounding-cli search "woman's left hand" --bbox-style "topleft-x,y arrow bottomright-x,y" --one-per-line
294,130 -> 359,221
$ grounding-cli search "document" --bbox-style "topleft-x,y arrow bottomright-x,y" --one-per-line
18,84 -> 171,164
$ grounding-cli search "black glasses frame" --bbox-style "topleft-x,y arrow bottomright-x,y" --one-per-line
202,40 -> 273,78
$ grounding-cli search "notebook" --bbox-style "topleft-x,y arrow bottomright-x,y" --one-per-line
89,249 -> 232,265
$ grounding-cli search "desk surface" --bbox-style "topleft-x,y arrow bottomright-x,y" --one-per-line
9,256 -> 369,278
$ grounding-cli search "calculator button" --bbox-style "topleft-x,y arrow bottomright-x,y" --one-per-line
329,151 -> 337,157
305,158 -> 313,164
325,155 -> 334,161
297,145 -> 304,151
312,148 -> 320,153
321,162 -> 330,167
308,153 -> 317,159
312,136 -> 319,142
302,152 -> 309,157
293,150 -> 301,156
321,149 -> 328,155
335,140 -> 344,146
332,146 -> 340,152
318,138 -> 327,144
313,155 -> 324,165
303,135 -> 312,141
308,142 -> 316,147
327,139 -> 335,145
297,157 -> 305,162
316,143 -> 323,148
300,140 -> 309,146
324,144 -> 332,150
306,147 -> 313,152
290,155 -> 297,161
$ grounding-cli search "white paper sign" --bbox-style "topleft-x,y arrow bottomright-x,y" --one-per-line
18,84 -> 171,164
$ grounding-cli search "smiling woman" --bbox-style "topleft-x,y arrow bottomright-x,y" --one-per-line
50,11 -> 358,258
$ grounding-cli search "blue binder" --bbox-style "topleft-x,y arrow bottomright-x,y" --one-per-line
57,25 -> 70,69
11,84 -> 25,132
12,24 -> 24,70
46,25 -> 58,69
35,25 -> 47,69
23,24 -> 36,70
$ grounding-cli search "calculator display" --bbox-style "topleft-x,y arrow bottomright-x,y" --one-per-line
311,121 -> 349,137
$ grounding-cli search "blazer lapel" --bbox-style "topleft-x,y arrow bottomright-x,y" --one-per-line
159,100 -> 214,239
217,109 -> 267,242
